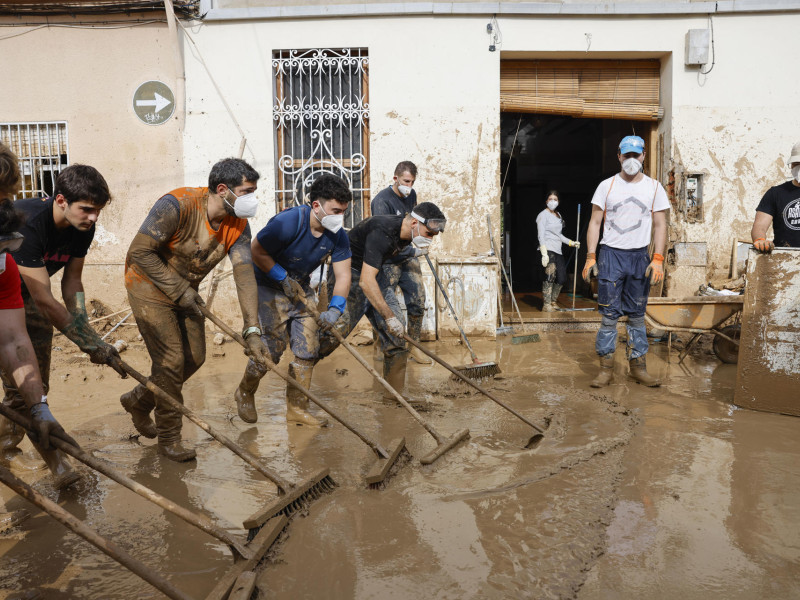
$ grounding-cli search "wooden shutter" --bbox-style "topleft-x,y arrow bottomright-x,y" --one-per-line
500,60 -> 663,121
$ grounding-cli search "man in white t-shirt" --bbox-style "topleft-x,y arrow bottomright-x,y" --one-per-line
582,135 -> 670,388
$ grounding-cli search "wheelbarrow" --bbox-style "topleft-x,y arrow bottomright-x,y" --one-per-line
644,296 -> 743,364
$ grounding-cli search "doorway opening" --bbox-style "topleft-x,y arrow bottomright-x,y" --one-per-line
500,114 -> 656,308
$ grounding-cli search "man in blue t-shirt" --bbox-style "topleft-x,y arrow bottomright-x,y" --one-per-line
370,160 -> 432,365
233,174 -> 352,426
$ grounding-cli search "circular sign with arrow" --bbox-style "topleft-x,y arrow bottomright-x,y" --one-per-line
132,80 -> 175,126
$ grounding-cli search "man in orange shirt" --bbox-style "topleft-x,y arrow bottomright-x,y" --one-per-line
122,158 -> 268,462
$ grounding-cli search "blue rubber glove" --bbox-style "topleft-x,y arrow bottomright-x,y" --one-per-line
29,402 -> 80,451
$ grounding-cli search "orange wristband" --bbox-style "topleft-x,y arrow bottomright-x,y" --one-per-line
587,252 -> 596,259
652,253 -> 664,263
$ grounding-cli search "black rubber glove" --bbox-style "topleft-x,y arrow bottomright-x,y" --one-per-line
318,307 -> 342,330
29,402 -> 80,450
244,334 -> 269,365
280,276 -> 305,303
177,286 -> 205,315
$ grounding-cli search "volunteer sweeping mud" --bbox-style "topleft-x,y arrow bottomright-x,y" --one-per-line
121,158 -> 269,462
320,202 -> 446,399
536,190 -> 580,312
232,173 -> 352,427
0,144 -> 80,489
1,160 -> 122,488
582,135 -> 669,388
370,161 -> 431,365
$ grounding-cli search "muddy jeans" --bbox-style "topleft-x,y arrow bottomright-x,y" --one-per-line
0,292 -> 53,450
244,283 -> 320,377
380,255 -> 426,341
125,292 -> 206,444
319,267 -> 406,360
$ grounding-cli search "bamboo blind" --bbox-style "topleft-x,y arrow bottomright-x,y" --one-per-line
500,60 -> 663,121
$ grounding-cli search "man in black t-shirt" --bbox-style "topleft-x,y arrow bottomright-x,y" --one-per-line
751,141 -> 800,252
320,202 -> 446,398
370,161 -> 432,365
1,165 -> 122,486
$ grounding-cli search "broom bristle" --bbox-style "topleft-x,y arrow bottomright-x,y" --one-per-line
451,362 -> 501,381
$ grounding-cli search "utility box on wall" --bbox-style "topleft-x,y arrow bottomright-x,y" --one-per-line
685,173 -> 704,222
685,29 -> 710,65
436,257 -> 498,339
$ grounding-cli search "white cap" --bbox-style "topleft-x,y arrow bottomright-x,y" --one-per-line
789,141 -> 800,165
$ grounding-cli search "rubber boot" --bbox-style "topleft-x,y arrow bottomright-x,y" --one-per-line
551,284 -> 563,309
590,354 -> 615,388
0,414 -> 25,464
629,356 -> 661,387
286,362 -> 327,427
407,314 -> 432,364
31,441 -> 82,489
120,385 -> 157,439
382,352 -> 408,401
541,282 -> 555,312
233,361 -> 263,424
157,441 -> 197,462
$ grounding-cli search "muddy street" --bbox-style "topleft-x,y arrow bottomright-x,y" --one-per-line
1,332 -> 799,599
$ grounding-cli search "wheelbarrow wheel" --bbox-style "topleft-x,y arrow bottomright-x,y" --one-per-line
713,325 -> 741,364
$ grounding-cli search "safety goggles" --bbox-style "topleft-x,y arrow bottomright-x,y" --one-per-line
0,232 -> 23,254
410,211 -> 446,233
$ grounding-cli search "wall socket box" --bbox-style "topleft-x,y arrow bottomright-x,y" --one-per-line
685,29 -> 710,66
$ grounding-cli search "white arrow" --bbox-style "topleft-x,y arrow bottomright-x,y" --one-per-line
136,92 -> 172,113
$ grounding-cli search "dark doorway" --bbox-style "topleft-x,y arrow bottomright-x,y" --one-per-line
500,113 -> 654,294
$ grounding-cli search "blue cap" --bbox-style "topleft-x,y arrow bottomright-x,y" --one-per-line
619,135 -> 645,155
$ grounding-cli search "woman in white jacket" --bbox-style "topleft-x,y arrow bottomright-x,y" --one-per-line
536,190 -> 580,312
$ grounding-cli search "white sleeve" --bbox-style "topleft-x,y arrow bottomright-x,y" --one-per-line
591,178 -> 610,210
536,211 -> 546,246
653,181 -> 670,212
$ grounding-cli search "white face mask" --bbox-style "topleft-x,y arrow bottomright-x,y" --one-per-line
225,189 -> 259,218
412,224 -> 431,248
792,165 -> 800,183
397,184 -> 413,198
314,203 -> 344,233
547,200 -> 559,211
622,158 -> 642,176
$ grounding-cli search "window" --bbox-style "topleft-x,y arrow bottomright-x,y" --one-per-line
0,122 -> 69,199
272,48 -> 370,228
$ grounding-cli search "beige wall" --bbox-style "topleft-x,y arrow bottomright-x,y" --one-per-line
0,20 -> 184,308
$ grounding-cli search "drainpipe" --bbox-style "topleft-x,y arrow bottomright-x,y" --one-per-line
164,0 -> 185,131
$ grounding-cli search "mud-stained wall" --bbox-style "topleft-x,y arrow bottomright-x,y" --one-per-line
0,20 -> 184,308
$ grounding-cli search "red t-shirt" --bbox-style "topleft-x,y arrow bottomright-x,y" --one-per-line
0,253 -> 24,310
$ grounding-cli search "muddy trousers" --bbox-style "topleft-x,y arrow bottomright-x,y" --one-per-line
381,256 -> 426,341
319,267 -> 407,360
125,292 -> 206,445
240,284 -> 321,392
0,293 -> 56,458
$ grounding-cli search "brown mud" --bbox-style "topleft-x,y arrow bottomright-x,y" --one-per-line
1,330 -> 799,599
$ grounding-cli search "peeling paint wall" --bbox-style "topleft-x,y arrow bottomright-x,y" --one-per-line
0,20 -> 184,308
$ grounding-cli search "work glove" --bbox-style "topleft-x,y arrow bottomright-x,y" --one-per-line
582,253 -> 598,283
177,286 -> 205,315
753,238 -> 774,253
413,246 -> 429,257
280,276 -> 305,304
540,245 -> 549,268
569,240 -> 581,248
29,401 -> 80,451
385,316 -> 405,338
644,253 -> 665,285
244,334 -> 269,365
318,307 -> 342,331
62,314 -> 127,378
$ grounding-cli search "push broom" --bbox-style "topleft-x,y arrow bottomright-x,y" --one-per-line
199,307 -> 406,488
423,254 -> 500,379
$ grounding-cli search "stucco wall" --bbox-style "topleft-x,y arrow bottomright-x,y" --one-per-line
0,21 -> 184,308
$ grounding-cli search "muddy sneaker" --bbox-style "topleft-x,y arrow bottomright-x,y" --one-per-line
157,441 -> 197,462
120,390 -> 157,438
234,387 -> 258,423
